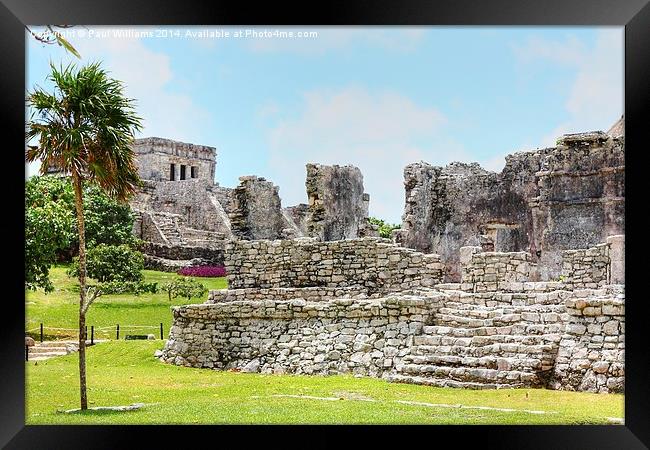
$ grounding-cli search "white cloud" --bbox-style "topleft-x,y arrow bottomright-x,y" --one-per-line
26,28 -> 213,177
73,31 -> 212,144
515,29 -> 623,146
266,86 -> 469,223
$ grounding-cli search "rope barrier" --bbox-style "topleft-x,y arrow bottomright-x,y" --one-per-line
27,324 -> 162,332
37,326 -> 79,331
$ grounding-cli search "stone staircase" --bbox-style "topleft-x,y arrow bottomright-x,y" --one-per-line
151,212 -> 185,246
386,290 -> 567,389
27,340 -> 103,361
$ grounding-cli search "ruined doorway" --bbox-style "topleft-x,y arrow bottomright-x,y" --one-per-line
481,223 -> 522,252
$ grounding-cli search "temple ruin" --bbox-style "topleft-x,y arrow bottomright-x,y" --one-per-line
130,138 -> 377,270
395,118 -> 625,281
128,119 -> 624,393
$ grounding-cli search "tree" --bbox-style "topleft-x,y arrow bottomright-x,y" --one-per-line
26,62 -> 142,410
162,277 -> 208,302
25,177 -> 75,292
68,244 -> 145,283
25,175 -> 138,266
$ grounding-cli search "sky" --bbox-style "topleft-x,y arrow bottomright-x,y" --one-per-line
26,26 -> 623,224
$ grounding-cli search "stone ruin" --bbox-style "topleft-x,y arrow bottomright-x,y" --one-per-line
395,121 -> 624,282
131,120 -> 624,393
159,234 -> 624,393
129,138 -> 377,270
130,119 -> 625,278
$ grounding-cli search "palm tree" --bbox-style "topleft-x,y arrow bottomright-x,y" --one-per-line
26,62 -> 142,410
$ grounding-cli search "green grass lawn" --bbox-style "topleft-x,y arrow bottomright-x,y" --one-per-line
25,265 -> 227,340
26,341 -> 624,425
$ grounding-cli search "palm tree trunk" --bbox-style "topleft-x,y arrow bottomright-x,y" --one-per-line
72,172 -> 88,411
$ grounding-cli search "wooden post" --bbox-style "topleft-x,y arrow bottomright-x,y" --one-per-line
160,323 -> 163,340
116,324 -> 120,340
40,323 -> 43,343
90,326 -> 94,345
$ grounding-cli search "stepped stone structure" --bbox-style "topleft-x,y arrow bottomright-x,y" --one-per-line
129,139 -> 376,269
130,122 -> 624,394
395,122 -> 625,282
159,236 -> 624,393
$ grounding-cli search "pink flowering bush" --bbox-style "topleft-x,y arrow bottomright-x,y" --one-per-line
177,265 -> 227,277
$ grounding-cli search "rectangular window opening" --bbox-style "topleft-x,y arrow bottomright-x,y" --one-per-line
180,165 -> 186,180
191,166 -> 197,178
169,164 -> 175,181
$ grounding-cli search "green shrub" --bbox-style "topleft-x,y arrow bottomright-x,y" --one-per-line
68,244 -> 144,283
368,217 -> 401,239
161,277 -> 207,302
95,280 -> 158,296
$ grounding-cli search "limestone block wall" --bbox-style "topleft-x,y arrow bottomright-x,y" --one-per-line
225,238 -> 445,292
561,243 -> 610,289
550,288 -> 625,393
141,242 -> 225,265
607,235 -> 625,284
160,295 -> 442,376
208,286 -> 373,303
460,249 -> 538,292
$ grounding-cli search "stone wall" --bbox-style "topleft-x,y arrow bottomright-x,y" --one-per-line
550,287 -> 625,393
530,132 -> 625,280
460,249 -> 538,293
225,237 -> 445,292
606,235 -> 625,284
208,286 -> 373,303
398,125 -> 625,282
160,236 -> 625,393
141,242 -> 225,265
160,294 -> 442,376
305,164 -> 371,241
561,243 -> 610,289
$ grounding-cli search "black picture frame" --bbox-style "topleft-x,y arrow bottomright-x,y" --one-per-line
2,0 -> 648,448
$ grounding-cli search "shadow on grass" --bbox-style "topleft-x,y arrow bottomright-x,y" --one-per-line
58,404 -> 149,416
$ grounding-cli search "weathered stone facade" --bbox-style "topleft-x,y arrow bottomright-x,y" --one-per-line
42,136 -> 215,184
397,124 -> 624,282
225,237 -> 444,292
229,176 -> 300,241
159,236 -> 624,393
133,137 -> 216,183
305,163 -> 373,241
